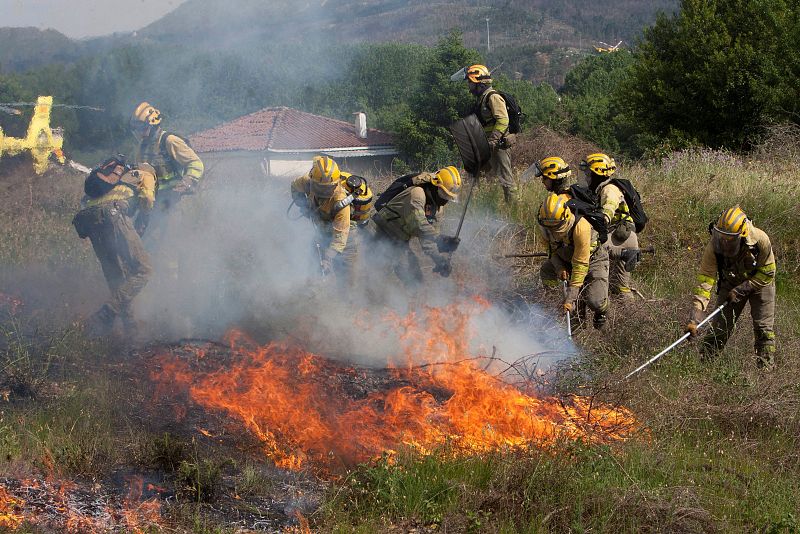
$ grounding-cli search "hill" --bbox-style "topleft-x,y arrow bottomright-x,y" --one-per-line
0,27 -> 85,72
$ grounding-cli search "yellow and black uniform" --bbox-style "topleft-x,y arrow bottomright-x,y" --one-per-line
538,193 -> 609,328
138,129 -> 204,200
596,178 -> 638,298
72,163 -> 157,335
291,171 -> 357,280
476,86 -> 515,200
689,216 -> 776,366
369,170 -> 459,285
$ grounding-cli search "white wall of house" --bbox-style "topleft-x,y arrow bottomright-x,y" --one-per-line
267,158 -> 314,178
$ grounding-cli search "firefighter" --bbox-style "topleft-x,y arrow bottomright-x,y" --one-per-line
537,193 -> 609,329
460,65 -> 516,204
130,102 -> 204,207
338,171 -> 375,227
685,206 -> 777,369
71,157 -> 157,338
291,156 -> 358,280
534,156 -> 576,195
580,153 -> 638,300
369,167 -> 462,285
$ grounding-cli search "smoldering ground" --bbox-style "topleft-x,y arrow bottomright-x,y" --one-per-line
130,170 -> 575,373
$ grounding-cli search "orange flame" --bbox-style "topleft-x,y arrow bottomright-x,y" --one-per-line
150,301 -> 638,472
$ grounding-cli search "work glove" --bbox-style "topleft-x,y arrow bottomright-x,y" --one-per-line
433,258 -> 452,278
499,133 -> 517,149
437,235 -> 461,254
133,211 -> 150,237
727,280 -> 754,304
562,285 -> 580,313
487,130 -> 503,149
684,307 -> 704,337
320,258 -> 332,276
171,176 -> 196,195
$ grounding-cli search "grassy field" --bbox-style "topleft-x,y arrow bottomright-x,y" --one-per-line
0,131 -> 798,532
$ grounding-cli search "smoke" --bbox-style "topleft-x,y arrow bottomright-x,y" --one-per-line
133,170 -> 575,375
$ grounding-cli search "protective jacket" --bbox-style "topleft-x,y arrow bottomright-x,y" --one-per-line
540,217 -> 601,288
371,172 -> 449,265
291,173 -> 351,256
476,87 -> 509,136
138,129 -> 204,191
692,222 -> 776,312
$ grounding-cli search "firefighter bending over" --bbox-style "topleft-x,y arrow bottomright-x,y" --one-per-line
72,157 -> 156,338
538,193 -> 610,329
685,206 -> 777,369
130,102 -> 204,208
291,156 -> 358,280
369,167 -> 462,285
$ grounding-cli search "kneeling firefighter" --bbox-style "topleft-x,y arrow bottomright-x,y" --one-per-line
71,156 -> 157,337
538,193 -> 610,329
369,167 -> 462,285
685,206 -> 777,369
291,156 -> 359,281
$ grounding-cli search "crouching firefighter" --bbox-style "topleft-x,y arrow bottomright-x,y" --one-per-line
368,167 -> 462,285
537,193 -> 610,329
685,206 -> 777,369
71,156 -> 156,337
291,156 -> 359,281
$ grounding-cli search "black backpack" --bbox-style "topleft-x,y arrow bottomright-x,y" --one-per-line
476,90 -> 524,134
609,178 -> 648,233
374,173 -> 418,213
84,155 -> 133,198
566,185 -> 608,244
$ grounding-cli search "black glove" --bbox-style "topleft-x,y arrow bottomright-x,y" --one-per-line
620,248 -> 642,272
487,130 -> 503,149
172,176 -> 196,194
437,236 -> 461,253
433,259 -> 452,278
727,280 -> 754,304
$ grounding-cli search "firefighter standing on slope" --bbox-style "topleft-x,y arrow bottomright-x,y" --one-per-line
685,206 -> 777,369
369,167 -> 462,285
291,156 -> 359,281
130,102 -> 204,208
71,157 -> 157,338
538,193 -> 610,329
458,65 -> 517,204
581,153 -> 638,300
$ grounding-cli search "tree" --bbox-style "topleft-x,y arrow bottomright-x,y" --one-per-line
620,0 -> 800,150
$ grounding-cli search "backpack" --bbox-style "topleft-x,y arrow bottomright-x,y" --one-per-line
84,156 -> 133,198
566,185 -> 608,244
374,173 -> 418,213
476,90 -> 524,134
609,178 -> 648,233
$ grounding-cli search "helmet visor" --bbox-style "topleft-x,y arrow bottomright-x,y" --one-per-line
437,186 -> 458,203
712,229 -> 742,258
450,67 -> 467,82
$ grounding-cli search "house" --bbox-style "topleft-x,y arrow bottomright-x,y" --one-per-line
189,107 -> 399,179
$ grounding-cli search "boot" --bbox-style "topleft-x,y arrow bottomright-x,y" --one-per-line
593,312 -> 607,330
84,304 -> 116,338
755,350 -> 775,371
502,186 -> 513,205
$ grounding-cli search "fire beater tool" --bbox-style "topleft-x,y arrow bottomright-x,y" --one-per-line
493,252 -> 549,259
563,279 -> 572,339
623,303 -> 726,380
315,243 -> 327,279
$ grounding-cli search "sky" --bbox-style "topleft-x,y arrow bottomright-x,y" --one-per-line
0,0 -> 186,38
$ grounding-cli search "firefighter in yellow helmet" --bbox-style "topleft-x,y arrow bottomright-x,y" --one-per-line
453,64 -> 516,204
534,156 -> 577,195
580,153 -> 639,300
130,102 -> 204,207
369,166 -> 462,285
71,156 -> 157,338
537,193 -> 610,329
685,206 -> 777,369
291,156 -> 359,280
337,171 -> 375,226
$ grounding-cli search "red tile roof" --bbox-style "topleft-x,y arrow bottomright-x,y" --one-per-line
190,107 -> 395,153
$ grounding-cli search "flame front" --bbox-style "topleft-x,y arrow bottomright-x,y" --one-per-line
151,301 -> 638,471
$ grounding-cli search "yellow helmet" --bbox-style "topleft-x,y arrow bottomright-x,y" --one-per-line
466,64 -> 492,84
537,193 -> 572,227
580,153 -> 616,177
310,156 -> 340,184
714,206 -> 749,237
431,166 -> 462,201
535,156 -> 572,181
131,102 -> 162,126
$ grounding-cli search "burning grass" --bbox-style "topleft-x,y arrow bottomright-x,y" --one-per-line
145,302 -> 639,474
